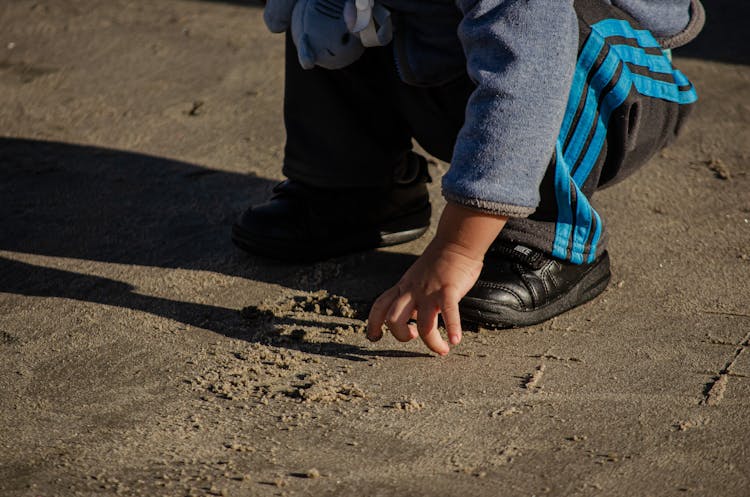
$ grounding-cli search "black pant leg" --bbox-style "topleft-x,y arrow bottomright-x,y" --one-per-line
395,73 -> 476,163
282,34 -> 414,188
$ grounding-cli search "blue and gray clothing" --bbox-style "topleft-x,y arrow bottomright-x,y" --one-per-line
280,0 -> 702,262
374,0 -> 703,217
499,0 -> 698,262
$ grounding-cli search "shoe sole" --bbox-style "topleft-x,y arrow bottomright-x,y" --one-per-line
231,205 -> 430,262
459,255 -> 611,329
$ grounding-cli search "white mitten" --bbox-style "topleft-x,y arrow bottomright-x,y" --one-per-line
343,0 -> 392,47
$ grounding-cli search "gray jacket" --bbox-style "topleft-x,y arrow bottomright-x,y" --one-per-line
379,0 -> 704,217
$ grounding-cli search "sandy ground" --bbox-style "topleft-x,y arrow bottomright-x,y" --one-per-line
0,1 -> 748,496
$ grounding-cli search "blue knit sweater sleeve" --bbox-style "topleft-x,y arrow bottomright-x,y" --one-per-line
441,0 -> 579,217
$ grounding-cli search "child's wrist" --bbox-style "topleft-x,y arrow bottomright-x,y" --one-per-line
426,237 -> 485,264
433,202 -> 508,261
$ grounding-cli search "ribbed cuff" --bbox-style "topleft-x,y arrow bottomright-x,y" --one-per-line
656,0 -> 705,49
443,191 -> 536,218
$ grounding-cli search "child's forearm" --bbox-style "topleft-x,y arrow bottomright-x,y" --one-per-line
432,202 -> 508,262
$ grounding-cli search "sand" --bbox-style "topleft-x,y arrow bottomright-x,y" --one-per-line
1,1 -> 748,496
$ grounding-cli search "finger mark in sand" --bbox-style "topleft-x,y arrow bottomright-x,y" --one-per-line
699,329 -> 750,406
701,373 -> 729,406
529,351 -> 583,363
489,406 -> 522,418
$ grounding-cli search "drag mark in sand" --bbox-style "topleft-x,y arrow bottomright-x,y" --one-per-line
522,364 -> 546,391
700,328 -> 750,406
530,348 -> 584,363
701,309 -> 750,319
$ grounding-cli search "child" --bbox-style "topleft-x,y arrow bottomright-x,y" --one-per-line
233,0 -> 705,355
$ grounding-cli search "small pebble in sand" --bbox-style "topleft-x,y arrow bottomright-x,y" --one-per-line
389,399 -> 425,412
274,478 -> 287,487
706,158 -> 731,180
522,364 -> 545,390
566,435 -> 588,442
490,406 -> 521,418
206,486 -> 227,496
305,468 -> 321,479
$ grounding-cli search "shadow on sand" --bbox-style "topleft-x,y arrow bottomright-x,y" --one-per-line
0,138 -> 426,360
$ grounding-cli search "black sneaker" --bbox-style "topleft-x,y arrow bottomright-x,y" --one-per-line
459,242 -> 611,328
232,152 -> 432,262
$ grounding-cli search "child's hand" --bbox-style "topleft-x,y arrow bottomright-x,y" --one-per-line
366,203 -> 507,355
366,238 -> 482,355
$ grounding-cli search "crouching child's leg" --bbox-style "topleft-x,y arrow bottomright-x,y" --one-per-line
459,0 -> 698,328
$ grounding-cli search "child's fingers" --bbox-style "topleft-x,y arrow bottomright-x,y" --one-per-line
386,295 -> 418,343
416,305 -> 449,356
367,286 -> 399,341
415,304 -> 438,338
440,292 -> 463,346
